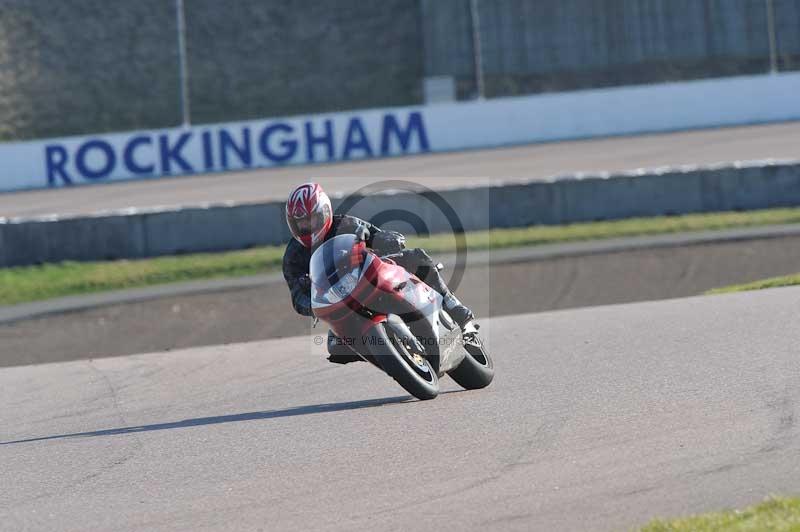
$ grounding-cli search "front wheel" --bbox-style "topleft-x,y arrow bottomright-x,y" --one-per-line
369,322 -> 439,401
448,332 -> 494,390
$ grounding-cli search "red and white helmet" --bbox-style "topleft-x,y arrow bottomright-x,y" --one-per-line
286,182 -> 333,248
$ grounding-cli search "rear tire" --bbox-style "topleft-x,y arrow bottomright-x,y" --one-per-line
372,323 -> 439,401
448,333 -> 494,390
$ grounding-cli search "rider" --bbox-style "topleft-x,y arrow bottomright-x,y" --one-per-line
282,182 -> 475,364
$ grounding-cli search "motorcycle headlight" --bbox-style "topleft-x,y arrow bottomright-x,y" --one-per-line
329,269 -> 359,301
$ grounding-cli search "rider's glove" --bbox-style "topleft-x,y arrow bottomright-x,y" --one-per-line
354,223 -> 370,243
372,230 -> 406,255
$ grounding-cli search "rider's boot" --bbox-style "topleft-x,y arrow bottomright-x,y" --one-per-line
327,330 -> 364,365
443,292 -> 475,330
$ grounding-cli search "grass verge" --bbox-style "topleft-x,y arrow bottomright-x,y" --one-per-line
2,206 -> 800,306
641,497 -> 800,531
706,273 -> 800,295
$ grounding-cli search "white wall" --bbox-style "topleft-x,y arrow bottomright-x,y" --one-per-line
2,72 -> 800,193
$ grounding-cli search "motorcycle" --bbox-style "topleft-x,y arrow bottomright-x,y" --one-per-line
310,233 -> 494,400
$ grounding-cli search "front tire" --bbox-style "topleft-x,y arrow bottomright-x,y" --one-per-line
369,323 -> 439,401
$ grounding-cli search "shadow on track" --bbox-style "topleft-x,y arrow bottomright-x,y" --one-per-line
1,395 -> 415,445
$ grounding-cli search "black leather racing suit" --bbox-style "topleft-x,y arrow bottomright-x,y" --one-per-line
282,215 -> 451,318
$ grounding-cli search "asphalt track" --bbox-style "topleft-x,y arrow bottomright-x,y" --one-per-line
2,287 -> 799,531
2,121 -> 800,218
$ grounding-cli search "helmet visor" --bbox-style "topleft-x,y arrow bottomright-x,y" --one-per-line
289,212 -> 325,237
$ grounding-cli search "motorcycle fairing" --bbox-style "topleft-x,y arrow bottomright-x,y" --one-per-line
311,234 -> 443,359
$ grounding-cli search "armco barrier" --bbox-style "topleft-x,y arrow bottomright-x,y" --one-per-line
0,213 -> 147,266
2,160 -> 800,268
140,203 -> 290,257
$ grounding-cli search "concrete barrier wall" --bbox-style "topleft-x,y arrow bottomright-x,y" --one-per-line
3,72 -> 800,193
0,0 -> 421,141
2,160 -> 800,267
5,0 -> 798,141
425,0 -> 800,98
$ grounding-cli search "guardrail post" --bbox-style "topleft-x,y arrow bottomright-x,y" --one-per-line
469,0 -> 485,99
766,0 -> 779,74
176,0 -> 191,126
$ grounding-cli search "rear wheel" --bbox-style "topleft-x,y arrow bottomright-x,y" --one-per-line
448,332 -> 494,390
374,323 -> 439,401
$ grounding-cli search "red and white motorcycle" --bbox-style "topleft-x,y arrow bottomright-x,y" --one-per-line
310,234 -> 494,400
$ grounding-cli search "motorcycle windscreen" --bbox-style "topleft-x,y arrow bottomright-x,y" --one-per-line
310,234 -> 370,309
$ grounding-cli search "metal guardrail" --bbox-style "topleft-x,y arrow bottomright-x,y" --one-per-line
2,160 -> 800,268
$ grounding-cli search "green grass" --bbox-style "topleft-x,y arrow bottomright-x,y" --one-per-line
0,247 -> 285,306
706,273 -> 800,295
641,497 -> 800,531
410,207 -> 800,254
3,206 -> 800,306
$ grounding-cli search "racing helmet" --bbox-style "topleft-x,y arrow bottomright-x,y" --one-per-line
286,182 -> 333,248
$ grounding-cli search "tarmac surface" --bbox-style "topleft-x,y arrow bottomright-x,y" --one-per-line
2,121 -> 800,218
2,287 -> 799,531
3,229 -> 800,366
3,122 -> 800,530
